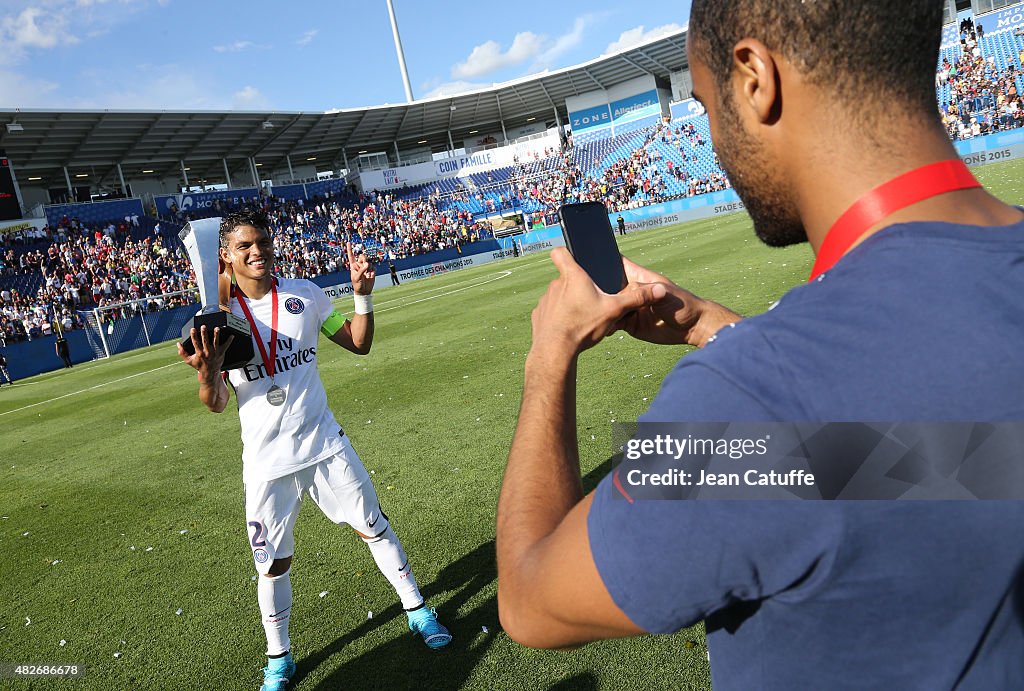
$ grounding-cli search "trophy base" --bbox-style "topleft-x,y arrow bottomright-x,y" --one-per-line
180,311 -> 255,371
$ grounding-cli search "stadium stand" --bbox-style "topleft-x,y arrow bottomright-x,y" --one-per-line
938,9 -> 1024,139
1,188 -> 494,344
6,7 -> 1024,350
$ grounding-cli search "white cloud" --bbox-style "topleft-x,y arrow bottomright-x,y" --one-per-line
0,7 -> 76,55
535,16 -> 590,67
423,80 -> 490,99
296,29 -> 317,47
605,23 -> 685,55
232,85 -> 269,110
213,40 -> 256,53
451,15 -> 602,80
452,32 -> 546,79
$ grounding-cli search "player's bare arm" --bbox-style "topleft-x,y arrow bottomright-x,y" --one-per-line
326,241 -> 376,355
177,324 -> 233,413
497,248 -> 661,649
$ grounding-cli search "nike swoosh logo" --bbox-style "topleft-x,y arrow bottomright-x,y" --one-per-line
368,513 -> 379,528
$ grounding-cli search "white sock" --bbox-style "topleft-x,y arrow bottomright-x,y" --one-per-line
364,526 -> 424,610
258,571 -> 292,656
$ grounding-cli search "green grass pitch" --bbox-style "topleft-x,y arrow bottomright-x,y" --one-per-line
1,158 -> 1022,690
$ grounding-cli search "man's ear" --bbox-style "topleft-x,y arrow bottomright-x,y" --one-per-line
731,38 -> 781,126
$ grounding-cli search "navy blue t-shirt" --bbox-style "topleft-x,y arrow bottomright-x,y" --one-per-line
589,220 -> 1024,689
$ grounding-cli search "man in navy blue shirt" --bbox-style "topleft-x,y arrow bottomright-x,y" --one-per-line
497,1 -> 1024,688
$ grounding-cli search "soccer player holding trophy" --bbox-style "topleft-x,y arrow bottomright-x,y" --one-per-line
176,211 -> 451,691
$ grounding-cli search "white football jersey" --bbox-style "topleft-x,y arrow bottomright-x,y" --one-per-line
226,277 -> 345,484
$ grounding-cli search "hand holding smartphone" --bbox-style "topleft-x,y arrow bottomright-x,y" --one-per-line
558,202 -> 627,294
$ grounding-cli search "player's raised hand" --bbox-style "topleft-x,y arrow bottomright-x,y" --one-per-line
177,325 -> 234,380
347,241 -> 376,296
615,256 -> 742,348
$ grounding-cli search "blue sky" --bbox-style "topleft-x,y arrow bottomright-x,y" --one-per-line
0,0 -> 692,112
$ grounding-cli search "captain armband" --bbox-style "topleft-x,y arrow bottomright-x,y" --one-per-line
320,310 -> 348,338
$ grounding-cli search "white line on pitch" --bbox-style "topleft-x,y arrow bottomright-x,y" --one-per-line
375,271 -> 514,314
0,361 -> 181,418
372,259 -> 546,308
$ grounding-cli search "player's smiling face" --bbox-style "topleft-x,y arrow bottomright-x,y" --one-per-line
223,224 -> 275,281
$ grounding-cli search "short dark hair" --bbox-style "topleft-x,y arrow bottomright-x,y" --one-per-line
690,0 -> 944,116
219,209 -> 271,248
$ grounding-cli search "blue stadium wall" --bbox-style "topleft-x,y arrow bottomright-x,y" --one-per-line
3,329 -> 96,382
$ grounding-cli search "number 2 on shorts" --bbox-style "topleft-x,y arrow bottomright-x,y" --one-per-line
248,520 -> 267,548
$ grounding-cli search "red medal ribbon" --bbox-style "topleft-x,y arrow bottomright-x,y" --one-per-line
809,160 -> 981,281
233,278 -> 279,379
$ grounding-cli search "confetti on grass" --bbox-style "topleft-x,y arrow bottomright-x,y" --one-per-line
175,608 -> 183,616
367,611 -> 373,619
319,591 -> 328,599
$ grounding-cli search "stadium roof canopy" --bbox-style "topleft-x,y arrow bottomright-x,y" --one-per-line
0,30 -> 687,190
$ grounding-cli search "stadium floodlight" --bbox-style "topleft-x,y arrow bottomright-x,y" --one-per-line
6,123 -> 24,133
386,0 -> 414,102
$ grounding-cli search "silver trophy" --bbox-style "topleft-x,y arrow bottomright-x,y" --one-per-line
178,217 -> 254,370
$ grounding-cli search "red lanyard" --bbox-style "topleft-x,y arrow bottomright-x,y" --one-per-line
233,278 -> 279,379
809,160 -> 981,281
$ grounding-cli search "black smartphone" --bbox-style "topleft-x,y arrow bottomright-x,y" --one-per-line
558,202 -> 627,294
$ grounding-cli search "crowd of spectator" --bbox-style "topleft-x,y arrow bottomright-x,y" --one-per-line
168,190 -> 494,279
938,23 -> 1024,140
269,192 -> 491,275
1,216 -> 195,344
460,118 -> 732,226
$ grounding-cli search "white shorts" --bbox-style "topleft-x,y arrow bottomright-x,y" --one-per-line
244,435 -> 387,574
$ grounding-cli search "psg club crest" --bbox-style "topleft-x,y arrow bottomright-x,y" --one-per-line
254,548 -> 269,564
284,297 -> 305,315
